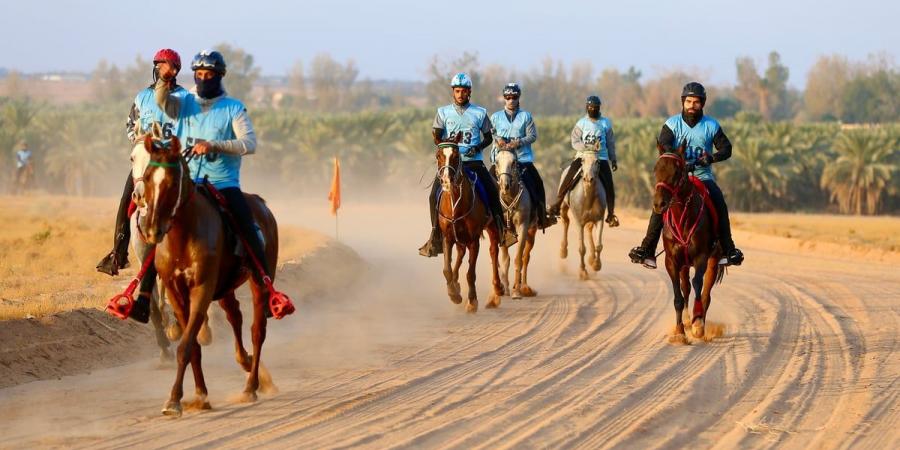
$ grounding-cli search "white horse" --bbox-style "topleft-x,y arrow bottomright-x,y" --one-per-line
130,125 -> 212,355
559,152 -> 607,280
495,149 -> 538,299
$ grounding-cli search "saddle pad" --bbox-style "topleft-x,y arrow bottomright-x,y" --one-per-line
462,167 -> 491,210
689,176 -> 719,231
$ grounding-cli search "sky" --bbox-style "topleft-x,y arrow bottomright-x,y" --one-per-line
2,0 -> 897,88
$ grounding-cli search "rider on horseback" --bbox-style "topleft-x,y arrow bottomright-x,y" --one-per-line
15,140 -> 31,175
419,73 -> 517,257
489,83 -> 555,230
628,82 -> 744,269
96,48 -> 188,278
154,49 -> 277,315
547,95 -> 619,227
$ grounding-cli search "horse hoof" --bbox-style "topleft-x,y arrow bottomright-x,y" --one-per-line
449,294 -> 463,304
486,294 -> 501,309
668,333 -> 690,345
161,401 -> 183,417
187,396 -> 211,411
520,286 -> 537,297
691,319 -> 705,339
511,289 -> 522,299
465,301 -> 478,313
560,248 -> 568,259
579,270 -> 589,281
166,324 -> 182,342
198,324 -> 212,346
239,391 -> 258,403
592,260 -> 602,271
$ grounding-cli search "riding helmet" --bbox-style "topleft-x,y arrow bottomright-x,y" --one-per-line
450,72 -> 472,89
191,50 -> 227,75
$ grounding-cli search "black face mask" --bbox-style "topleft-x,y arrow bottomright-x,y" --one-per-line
195,73 -> 224,99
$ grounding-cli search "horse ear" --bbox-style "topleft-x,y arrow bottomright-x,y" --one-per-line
144,134 -> 154,153
151,122 -> 162,139
656,142 -> 665,155
677,139 -> 687,156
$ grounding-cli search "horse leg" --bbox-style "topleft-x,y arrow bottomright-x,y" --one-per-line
453,243 -> 465,302
560,204 -> 570,259
443,235 -> 462,304
241,281 -> 270,402
149,286 -> 172,364
219,291 -> 251,371
666,260 -> 688,344
694,257 -> 719,339
465,241 -> 479,313
520,226 -> 538,297
187,336 -> 211,411
594,221 -> 605,271
500,231 -> 511,296
511,221 -> 526,299
680,266 -> 693,326
162,289 -> 212,418
486,226 -> 502,309
578,224 -> 589,280
587,222 -> 602,272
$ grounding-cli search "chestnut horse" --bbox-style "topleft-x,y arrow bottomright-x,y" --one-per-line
135,135 -> 279,417
653,144 -> 725,341
435,142 -> 502,313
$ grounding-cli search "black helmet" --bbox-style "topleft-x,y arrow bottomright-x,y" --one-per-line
681,82 -> 706,100
502,83 -> 521,97
191,50 -> 227,75
586,95 -> 601,106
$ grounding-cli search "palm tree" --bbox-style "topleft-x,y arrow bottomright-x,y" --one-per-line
717,138 -> 793,212
821,130 -> 898,215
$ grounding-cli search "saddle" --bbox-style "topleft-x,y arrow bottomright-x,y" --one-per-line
688,176 -> 719,232
459,167 -> 491,211
195,184 -> 265,258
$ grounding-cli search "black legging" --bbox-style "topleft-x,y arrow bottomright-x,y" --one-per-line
428,160 -> 504,229
219,187 -> 272,281
555,158 -> 615,215
640,179 -> 734,254
113,170 -> 134,256
519,162 -> 547,211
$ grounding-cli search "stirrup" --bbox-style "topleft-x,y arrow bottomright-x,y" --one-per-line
719,248 -> 744,266
605,215 -> 620,227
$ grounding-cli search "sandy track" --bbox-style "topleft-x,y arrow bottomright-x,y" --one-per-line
0,202 -> 897,449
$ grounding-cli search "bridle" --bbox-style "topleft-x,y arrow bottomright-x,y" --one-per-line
495,149 -> 524,218
137,150 -> 193,241
655,152 -> 705,265
436,143 -> 477,241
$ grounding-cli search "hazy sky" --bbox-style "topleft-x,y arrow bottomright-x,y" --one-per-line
2,0 -> 897,87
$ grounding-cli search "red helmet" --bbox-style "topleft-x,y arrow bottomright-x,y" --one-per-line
153,48 -> 181,72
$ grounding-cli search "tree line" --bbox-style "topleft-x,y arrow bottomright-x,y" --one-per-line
2,98 -> 897,215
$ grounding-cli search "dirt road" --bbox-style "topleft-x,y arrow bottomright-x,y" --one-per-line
1,202 -> 897,449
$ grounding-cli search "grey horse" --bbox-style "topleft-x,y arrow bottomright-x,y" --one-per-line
559,152 -> 607,280
495,148 -> 539,299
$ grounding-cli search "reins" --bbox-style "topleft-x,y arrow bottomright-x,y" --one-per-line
655,152 -> 705,266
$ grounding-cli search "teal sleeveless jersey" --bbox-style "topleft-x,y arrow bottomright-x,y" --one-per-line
437,104 -> 489,161
490,110 -> 534,163
134,86 -> 188,140
182,95 -> 246,189
664,114 -> 721,181
575,116 -> 613,160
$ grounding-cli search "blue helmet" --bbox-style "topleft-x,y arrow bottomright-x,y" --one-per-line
191,50 -> 227,75
502,83 -> 521,97
450,72 -> 472,89
586,95 -> 602,106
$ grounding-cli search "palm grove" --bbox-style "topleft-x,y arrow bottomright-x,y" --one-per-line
1,46 -> 898,215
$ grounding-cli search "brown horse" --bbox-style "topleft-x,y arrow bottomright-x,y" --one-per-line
435,142 -> 502,313
135,135 -> 279,417
653,144 -> 725,342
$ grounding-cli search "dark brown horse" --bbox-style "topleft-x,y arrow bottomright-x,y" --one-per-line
135,135 -> 279,417
435,142 -> 502,312
653,143 -> 725,342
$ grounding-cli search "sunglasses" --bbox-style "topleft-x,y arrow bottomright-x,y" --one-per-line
504,96 -> 520,100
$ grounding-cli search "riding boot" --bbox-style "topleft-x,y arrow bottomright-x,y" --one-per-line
129,261 -> 156,324
548,159 -> 581,217
703,180 -> 744,266
419,181 -> 443,257
628,212 -> 662,269
598,160 -> 619,227
97,172 -> 134,276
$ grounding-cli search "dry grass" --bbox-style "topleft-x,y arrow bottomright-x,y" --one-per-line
730,212 -> 900,253
0,195 -> 326,320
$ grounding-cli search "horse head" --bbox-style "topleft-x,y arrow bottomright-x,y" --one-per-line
494,148 -> 520,197
653,141 -> 689,214
136,134 -> 187,244
130,122 -> 165,205
579,151 -> 600,188
435,136 -> 462,192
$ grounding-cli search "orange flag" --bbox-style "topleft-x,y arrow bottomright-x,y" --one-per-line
328,156 -> 341,216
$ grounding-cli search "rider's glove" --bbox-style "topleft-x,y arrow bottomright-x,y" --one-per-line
463,147 -> 478,158
696,153 -> 713,167
611,160 -> 618,172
